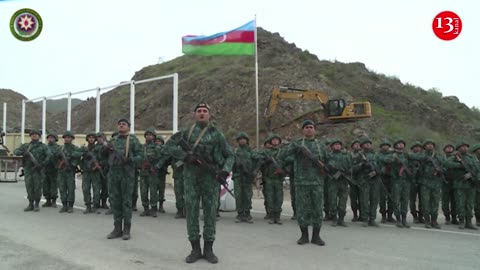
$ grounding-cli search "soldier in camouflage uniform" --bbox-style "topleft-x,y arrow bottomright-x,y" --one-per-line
258,134 -> 286,225
349,139 -> 362,222
232,132 -> 256,223
323,139 -> 332,221
279,120 -> 325,245
354,137 -> 381,227
326,138 -> 351,227
418,139 -> 446,229
80,131 -> 103,214
441,143 -> 458,225
445,142 -> 479,230
387,139 -> 412,228
377,139 -> 395,223
56,131 -> 83,213
105,118 -> 143,240
96,132 -> 110,210
43,133 -> 60,207
139,128 -> 161,217
409,141 -> 424,224
259,139 -> 272,219
155,135 -> 169,214
471,144 -> 480,226
158,102 -> 233,264
14,129 -> 51,212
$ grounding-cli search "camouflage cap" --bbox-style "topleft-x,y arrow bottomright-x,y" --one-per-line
117,117 -> 130,126
443,143 -> 454,150
455,141 -> 470,150
302,119 -> 315,129
95,132 -> 105,138
86,131 -> 96,141
62,130 -> 75,139
393,138 -> 406,148
144,128 -> 157,138
351,139 -> 360,147
330,138 -> 343,146
359,136 -> 372,146
410,141 -> 422,150
236,132 -> 249,142
193,101 -> 211,112
268,133 -> 282,144
423,139 -> 436,148
29,129 -> 41,136
46,133 -> 58,142
470,143 -> 480,153
379,139 -> 392,148
155,135 -> 165,143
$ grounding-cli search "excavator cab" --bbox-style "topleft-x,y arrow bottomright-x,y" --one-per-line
327,99 -> 346,117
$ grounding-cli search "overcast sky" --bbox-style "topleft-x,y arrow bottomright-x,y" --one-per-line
1,0 -> 479,108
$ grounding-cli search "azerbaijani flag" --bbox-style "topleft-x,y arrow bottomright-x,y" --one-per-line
182,20 -> 255,56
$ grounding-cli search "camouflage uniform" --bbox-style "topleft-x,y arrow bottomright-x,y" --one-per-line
44,133 -> 60,207
96,132 -> 110,209
232,132 -> 256,223
348,139 -> 362,222
417,139 -> 446,229
471,144 -> 480,226
172,157 -> 185,218
56,131 -> 83,213
139,128 -> 161,217
441,144 -> 457,224
326,139 -> 351,226
323,139 -> 332,220
156,136 -> 170,214
258,134 -> 286,224
279,128 -> 326,245
444,142 -> 479,230
105,126 -> 143,239
160,111 -> 233,263
408,141 -> 424,223
14,129 -> 52,212
80,132 -> 103,213
377,139 -> 395,223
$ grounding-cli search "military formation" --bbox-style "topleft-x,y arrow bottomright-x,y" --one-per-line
13,102 -> 480,264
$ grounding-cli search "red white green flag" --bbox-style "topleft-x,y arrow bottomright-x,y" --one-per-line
182,20 -> 255,56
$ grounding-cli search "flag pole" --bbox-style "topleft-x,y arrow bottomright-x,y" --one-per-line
254,15 -> 259,149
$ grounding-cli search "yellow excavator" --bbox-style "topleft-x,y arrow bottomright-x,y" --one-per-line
264,85 -> 372,130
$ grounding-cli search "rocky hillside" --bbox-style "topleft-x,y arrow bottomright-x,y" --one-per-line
31,28 -> 480,146
34,98 -> 83,114
0,89 -> 51,133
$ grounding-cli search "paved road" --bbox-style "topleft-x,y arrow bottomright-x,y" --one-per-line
1,182 -> 479,270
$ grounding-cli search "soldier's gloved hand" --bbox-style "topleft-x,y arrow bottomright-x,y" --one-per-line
216,171 -> 230,184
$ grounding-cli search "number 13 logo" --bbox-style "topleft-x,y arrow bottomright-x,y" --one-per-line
433,11 -> 462,41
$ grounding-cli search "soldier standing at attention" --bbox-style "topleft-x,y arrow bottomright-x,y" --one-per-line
155,135 -> 169,214
139,128 -> 160,217
470,144 -> 480,226
14,129 -> 51,212
409,141 -> 424,224
158,102 -> 233,264
445,142 -> 479,230
43,133 -> 60,207
232,132 -> 256,223
377,139 -> 395,223
80,131 -> 103,214
280,120 -> 325,246
441,144 -> 457,225
349,139 -> 362,222
105,118 -> 143,240
389,139 -> 412,228
96,132 -> 110,210
57,131 -> 82,214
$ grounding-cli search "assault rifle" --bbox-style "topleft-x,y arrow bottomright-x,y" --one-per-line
176,135 -> 235,198
425,154 -> 448,184
234,157 -> 256,181
393,151 -> 413,177
0,131 -> 11,155
84,149 -> 105,179
141,153 -> 158,175
59,146 -> 74,171
454,153 -> 478,186
360,151 -> 392,199
25,148 -> 42,171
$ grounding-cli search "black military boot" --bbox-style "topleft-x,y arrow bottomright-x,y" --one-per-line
203,241 -> 218,264
33,200 -> 40,212
297,226 -> 309,245
276,212 -> 283,225
175,208 -> 185,219
84,204 -> 92,214
185,240 -> 202,263
431,214 -> 441,229
140,206 -> 150,217
424,214 -> 431,228
291,210 -> 297,220
51,198 -> 57,208
67,202 -> 74,213
465,218 -> 478,230
264,208 -> 270,220
452,215 -> 459,225
412,212 -> 419,223
337,215 -> 347,227
458,217 -> 465,229
101,198 -> 109,209
235,211 -> 243,223
150,206 -> 158,218
311,226 -> 325,246
351,210 -> 359,222
158,201 -> 166,213
42,199 -> 51,207
418,213 -> 425,223
268,211 -> 275,224
107,222 -> 123,239
122,223 -> 131,240
395,214 -> 402,228
445,214 -> 451,225
402,213 -> 410,228
475,214 -> 480,226
59,202 -> 67,213
24,200 -> 34,212
245,210 -> 253,224
93,203 -> 101,214
369,219 -> 379,227
331,214 -> 338,227
381,213 -> 387,224
387,212 -> 396,223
